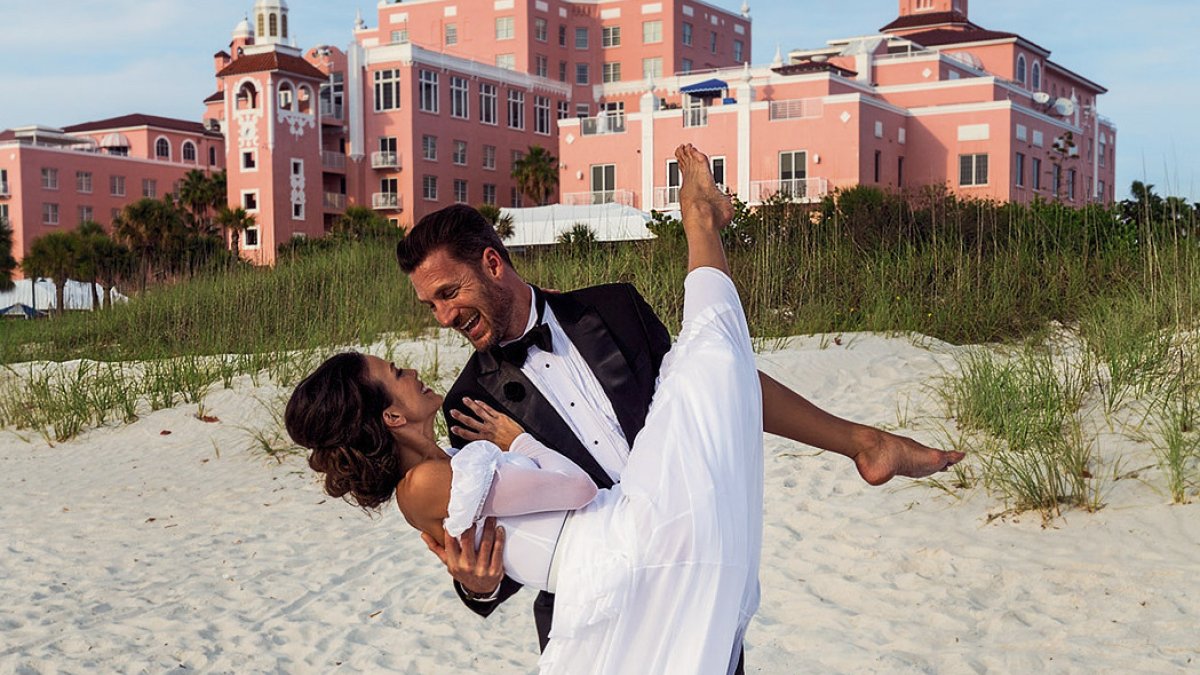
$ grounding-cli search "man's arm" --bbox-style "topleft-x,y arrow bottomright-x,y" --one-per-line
421,517 -> 517,618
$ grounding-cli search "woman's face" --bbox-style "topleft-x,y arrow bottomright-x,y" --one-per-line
363,355 -> 444,429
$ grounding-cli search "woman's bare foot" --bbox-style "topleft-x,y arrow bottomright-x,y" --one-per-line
852,427 -> 966,486
675,143 -> 734,273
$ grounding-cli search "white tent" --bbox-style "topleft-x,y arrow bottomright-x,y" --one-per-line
500,203 -> 667,248
0,278 -> 125,311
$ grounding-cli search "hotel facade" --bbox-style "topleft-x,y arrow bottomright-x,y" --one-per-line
0,0 -> 1115,269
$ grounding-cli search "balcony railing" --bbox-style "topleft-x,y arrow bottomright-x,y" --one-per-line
652,186 -> 681,210
323,192 -> 347,211
371,151 -> 401,170
579,114 -> 627,136
682,107 -> 708,128
768,98 -> 824,121
372,192 -> 402,210
320,101 -> 344,120
748,177 -> 830,204
0,181 -> 8,197
561,189 -> 635,207
321,151 -> 346,170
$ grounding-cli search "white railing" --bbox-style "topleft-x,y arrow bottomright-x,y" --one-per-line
873,48 -> 938,62
561,189 -> 635,207
371,151 -> 401,169
748,177 -> 830,203
372,192 -> 402,210
0,182 -> 8,197
682,107 -> 708,128
321,151 -> 346,170
652,186 -> 680,209
320,101 -> 344,120
323,192 -> 346,210
769,98 -> 824,121
580,114 -> 627,135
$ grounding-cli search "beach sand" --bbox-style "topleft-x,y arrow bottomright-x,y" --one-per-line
2,332 -> 1197,673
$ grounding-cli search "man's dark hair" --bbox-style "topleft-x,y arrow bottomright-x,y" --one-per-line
396,204 -> 513,273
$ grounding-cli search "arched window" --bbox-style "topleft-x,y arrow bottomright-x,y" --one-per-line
257,13 -> 265,37
1031,62 -> 1042,90
278,81 -> 295,110
1016,54 -> 1027,86
297,85 -> 313,114
269,13 -> 278,38
237,82 -> 259,110
182,141 -> 197,162
282,14 -> 288,39
155,137 -> 171,160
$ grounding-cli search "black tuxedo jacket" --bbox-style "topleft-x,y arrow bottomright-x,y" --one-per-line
442,282 -> 671,648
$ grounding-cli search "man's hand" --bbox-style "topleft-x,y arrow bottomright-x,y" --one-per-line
421,517 -> 505,598
450,398 -> 525,451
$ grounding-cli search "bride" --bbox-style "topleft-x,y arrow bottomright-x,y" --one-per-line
287,145 -> 765,673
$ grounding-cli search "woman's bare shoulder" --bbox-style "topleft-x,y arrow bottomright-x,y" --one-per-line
394,459 -> 452,534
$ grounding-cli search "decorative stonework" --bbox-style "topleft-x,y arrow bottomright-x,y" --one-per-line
277,109 -> 316,139
236,110 -> 262,149
290,171 -> 306,207
839,111 -> 852,124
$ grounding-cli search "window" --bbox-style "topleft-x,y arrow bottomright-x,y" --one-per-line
451,76 -> 470,119
643,20 -> 662,44
959,154 -> 989,186
483,183 -> 497,205
1016,54 -> 1027,86
156,138 -> 171,159
390,29 -> 409,44
535,54 -> 548,78
444,23 -> 457,45
602,26 -> 621,47
575,63 -> 590,85
422,135 -> 438,161
1098,135 -> 1108,167
242,150 -> 257,170
507,89 -> 525,130
496,17 -> 515,40
1052,164 -> 1062,196
374,69 -> 401,111
470,85 -> 495,127
711,157 -> 726,188
242,191 -> 258,210
379,136 -> 398,167
779,151 -> 807,196
575,27 -> 589,49
535,96 -> 552,135
454,179 -> 468,204
1032,157 -> 1043,190
293,202 -> 304,220
709,31 -> 718,54
496,54 -> 516,70
682,22 -> 693,46
78,205 -> 93,224
512,149 -> 525,166
244,226 -> 259,248
76,171 -> 92,194
590,164 -> 616,203
557,100 -> 570,119
559,61 -> 568,82
602,62 -> 621,83
209,146 -> 218,165
483,144 -> 497,170
292,159 -> 303,176
142,179 -> 157,198
183,141 -> 197,163
1068,168 -> 1077,201
511,186 -> 524,208
419,70 -> 439,113
681,58 -> 693,74
874,150 -> 882,183
1031,62 -> 1042,90
642,57 -> 662,80
575,103 -> 590,117
278,83 -> 295,111
42,168 -> 59,190
733,40 -> 744,63
898,157 -> 904,187
453,140 -> 468,165
0,204 -> 8,225
110,175 -> 126,196
1015,152 -> 1026,187
558,24 -> 567,47
534,18 -> 548,42
423,175 -> 438,201
42,203 -> 59,225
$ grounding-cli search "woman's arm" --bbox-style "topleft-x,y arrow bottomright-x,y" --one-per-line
480,434 -> 598,517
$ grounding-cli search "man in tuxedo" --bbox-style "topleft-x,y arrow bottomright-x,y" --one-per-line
396,204 -> 961,665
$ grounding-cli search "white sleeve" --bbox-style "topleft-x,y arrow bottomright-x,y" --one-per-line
479,434 -> 598,518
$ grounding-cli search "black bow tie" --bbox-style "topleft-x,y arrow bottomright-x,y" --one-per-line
495,322 -> 553,366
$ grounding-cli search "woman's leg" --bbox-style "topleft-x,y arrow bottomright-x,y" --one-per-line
676,143 -> 734,276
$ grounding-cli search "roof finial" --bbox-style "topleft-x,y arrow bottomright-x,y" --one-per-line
772,44 -> 783,68
740,0 -> 750,18
355,9 -> 366,31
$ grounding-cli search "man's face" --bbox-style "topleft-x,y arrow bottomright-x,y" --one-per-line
409,248 -> 519,351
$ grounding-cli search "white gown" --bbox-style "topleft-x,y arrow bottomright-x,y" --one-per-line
445,267 -> 764,674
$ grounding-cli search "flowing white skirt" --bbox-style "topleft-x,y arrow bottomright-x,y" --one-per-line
541,267 -> 764,675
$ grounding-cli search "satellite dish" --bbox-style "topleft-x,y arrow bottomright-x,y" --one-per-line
1032,91 -> 1051,105
1053,97 -> 1076,117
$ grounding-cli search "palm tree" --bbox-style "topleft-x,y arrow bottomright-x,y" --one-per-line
215,206 -> 256,258
332,205 -> 397,241
113,197 -> 185,291
511,145 -> 559,206
21,231 -> 81,315
75,220 -> 108,310
0,217 -> 17,292
178,169 -> 217,236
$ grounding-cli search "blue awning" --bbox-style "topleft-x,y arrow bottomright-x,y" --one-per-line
680,78 -> 728,95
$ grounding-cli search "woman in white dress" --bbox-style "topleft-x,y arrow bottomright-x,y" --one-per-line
286,145 -> 762,674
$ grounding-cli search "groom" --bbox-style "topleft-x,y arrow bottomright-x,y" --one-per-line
396,163 -> 962,665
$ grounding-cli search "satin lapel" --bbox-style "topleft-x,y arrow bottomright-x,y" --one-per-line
549,294 -> 644,445
476,360 -> 614,489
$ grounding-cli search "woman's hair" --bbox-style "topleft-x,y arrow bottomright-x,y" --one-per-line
284,352 -> 403,510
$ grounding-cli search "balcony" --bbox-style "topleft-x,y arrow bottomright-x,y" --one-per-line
768,98 -> 824,121
321,151 -> 346,171
682,107 -> 708,128
748,177 -> 830,204
320,101 -> 344,121
652,186 -> 680,210
0,181 -> 8,197
372,192 -> 402,210
323,192 -> 347,211
371,151 -> 401,170
561,189 -> 635,207
579,114 -> 626,136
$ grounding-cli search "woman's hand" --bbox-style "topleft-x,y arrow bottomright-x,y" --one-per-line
450,398 -> 525,451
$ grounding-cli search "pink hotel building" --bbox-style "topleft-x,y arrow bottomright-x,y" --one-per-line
0,0 -> 1115,269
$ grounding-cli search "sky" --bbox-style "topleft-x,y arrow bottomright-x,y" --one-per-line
0,0 -> 1196,201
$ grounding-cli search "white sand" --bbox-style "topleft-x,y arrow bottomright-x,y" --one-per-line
2,332 -> 1197,673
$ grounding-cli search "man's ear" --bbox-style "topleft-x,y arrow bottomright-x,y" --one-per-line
481,247 -> 505,279
382,407 -> 407,430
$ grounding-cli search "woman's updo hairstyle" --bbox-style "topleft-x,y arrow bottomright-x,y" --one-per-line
284,352 -> 403,509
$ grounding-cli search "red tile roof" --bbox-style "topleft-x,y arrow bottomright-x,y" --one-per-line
881,11 -> 978,32
0,129 -> 17,142
203,90 -> 224,103
773,61 -> 858,78
216,51 -> 326,80
903,28 -> 1050,56
62,114 -> 222,138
